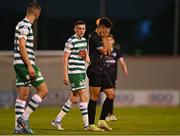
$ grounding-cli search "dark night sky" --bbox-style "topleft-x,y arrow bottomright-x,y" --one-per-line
0,0 -> 177,55
0,0 -> 170,19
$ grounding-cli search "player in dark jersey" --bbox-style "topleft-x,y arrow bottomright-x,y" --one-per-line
103,34 -> 128,121
87,17 -> 114,131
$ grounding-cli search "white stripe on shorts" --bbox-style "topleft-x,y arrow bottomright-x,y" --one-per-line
71,86 -> 86,91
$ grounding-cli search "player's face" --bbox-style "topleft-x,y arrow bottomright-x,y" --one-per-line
100,26 -> 110,38
107,37 -> 115,46
75,24 -> 86,38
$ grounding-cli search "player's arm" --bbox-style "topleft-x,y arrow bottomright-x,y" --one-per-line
63,39 -> 73,85
97,38 -> 111,55
97,38 -> 108,55
85,49 -> 90,64
102,37 -> 112,55
63,51 -> 70,85
119,58 -> 128,77
18,26 -> 35,78
98,28 -> 111,55
93,36 -> 109,55
97,48 -> 107,55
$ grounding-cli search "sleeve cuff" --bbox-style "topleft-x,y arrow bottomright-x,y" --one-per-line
96,46 -> 103,50
64,48 -> 71,53
18,35 -> 27,40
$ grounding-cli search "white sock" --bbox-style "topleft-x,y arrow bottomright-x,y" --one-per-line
22,94 -> 42,120
15,99 -> 26,129
79,102 -> 89,128
55,99 -> 72,122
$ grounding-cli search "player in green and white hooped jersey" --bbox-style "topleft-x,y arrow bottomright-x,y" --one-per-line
51,21 -> 90,130
13,2 -> 48,134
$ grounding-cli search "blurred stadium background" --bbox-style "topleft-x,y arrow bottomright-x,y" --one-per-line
0,0 -> 180,134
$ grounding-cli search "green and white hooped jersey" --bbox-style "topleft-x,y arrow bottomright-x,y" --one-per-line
64,34 -> 87,74
14,18 -> 35,66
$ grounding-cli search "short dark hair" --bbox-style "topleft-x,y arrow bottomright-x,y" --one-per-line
99,17 -> 113,28
27,2 -> 41,14
74,20 -> 86,26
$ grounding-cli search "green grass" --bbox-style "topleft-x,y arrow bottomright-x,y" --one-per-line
1,106 -> 180,135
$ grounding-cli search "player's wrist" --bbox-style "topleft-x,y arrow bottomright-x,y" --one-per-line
27,64 -> 33,68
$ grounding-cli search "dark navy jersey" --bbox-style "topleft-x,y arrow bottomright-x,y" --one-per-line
88,30 -> 123,80
88,31 -> 104,66
102,48 -> 123,79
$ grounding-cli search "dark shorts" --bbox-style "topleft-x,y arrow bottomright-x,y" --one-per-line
87,66 -> 116,89
101,78 -> 116,91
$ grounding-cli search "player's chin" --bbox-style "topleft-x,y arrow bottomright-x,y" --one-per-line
80,34 -> 84,37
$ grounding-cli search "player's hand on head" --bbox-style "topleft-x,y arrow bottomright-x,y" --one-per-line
63,75 -> 69,85
28,65 -> 36,78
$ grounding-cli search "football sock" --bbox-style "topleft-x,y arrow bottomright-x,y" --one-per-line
100,97 -> 113,120
109,99 -> 114,115
22,94 -> 42,120
79,102 -> 89,128
88,99 -> 96,125
15,99 -> 26,129
55,99 -> 72,122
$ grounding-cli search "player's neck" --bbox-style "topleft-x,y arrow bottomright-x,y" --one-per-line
25,14 -> 36,24
75,34 -> 82,39
95,28 -> 101,36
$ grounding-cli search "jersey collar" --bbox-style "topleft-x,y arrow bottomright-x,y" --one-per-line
74,34 -> 83,40
24,18 -> 32,26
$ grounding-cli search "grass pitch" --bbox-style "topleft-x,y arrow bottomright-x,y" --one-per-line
0,106 -> 180,135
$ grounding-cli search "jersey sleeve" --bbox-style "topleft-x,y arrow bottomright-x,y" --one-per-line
64,38 -> 73,53
18,25 -> 30,40
89,33 -> 103,50
116,48 -> 123,59
94,37 -> 103,50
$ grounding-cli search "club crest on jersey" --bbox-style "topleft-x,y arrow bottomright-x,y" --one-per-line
112,52 -> 117,57
71,83 -> 75,87
23,25 -> 29,29
80,81 -> 85,86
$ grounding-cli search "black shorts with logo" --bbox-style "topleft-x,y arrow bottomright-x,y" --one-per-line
87,64 -> 116,89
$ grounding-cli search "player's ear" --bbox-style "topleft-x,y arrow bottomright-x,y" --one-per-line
74,26 -> 76,33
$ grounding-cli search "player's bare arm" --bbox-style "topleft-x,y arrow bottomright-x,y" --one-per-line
63,51 -> 70,85
97,48 -> 107,55
97,27 -> 111,55
97,38 -> 109,55
85,50 -> 90,64
103,37 -> 112,55
119,58 -> 128,77
97,40 -> 111,56
19,38 -> 35,78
